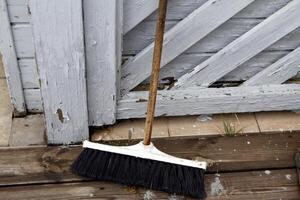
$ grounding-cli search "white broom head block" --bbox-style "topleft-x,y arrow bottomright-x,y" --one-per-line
83,140 -> 207,170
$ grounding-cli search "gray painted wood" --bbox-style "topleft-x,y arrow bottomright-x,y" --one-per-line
146,0 -> 291,21
0,0 -> 26,115
7,0 -> 29,23
19,58 -> 39,89
117,84 -> 300,119
121,0 -> 254,94
84,0 -> 122,126
12,18 -> 300,58
123,0 -> 158,34
243,47 -> 300,86
175,0 -> 300,89
29,0 -> 89,144
23,89 -> 42,113
11,24 -> 34,58
143,50 -> 300,84
123,19 -> 300,55
7,0 -> 292,24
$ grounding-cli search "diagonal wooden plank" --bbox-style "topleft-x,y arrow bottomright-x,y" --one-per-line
84,0 -> 123,126
120,0 -> 255,94
123,0 -> 158,34
175,0 -> 300,89
117,84 -> 300,119
0,0 -> 26,115
242,46 -> 300,86
29,0 -> 89,144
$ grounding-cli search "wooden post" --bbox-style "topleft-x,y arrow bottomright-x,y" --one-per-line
83,0 -> 123,126
0,0 -> 26,116
29,0 -> 89,144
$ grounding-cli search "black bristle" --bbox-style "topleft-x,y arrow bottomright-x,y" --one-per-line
72,148 -> 206,199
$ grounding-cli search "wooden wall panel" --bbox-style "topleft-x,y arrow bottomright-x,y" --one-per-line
0,0 -> 26,115
29,0 -> 89,144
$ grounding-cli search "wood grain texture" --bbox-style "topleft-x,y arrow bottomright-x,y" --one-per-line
7,0 -> 291,24
29,0 -> 89,144
0,168 -> 298,200
117,84 -> 300,119
176,0 -> 300,88
0,0 -> 26,115
243,46 -> 300,86
121,0 -> 254,94
1,133 -> 299,186
123,0 -> 158,34
84,0 -> 122,126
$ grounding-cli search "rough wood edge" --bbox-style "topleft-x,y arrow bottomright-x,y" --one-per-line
0,0 -> 26,116
117,84 -> 300,119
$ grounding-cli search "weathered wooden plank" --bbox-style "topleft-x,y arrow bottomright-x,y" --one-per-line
7,0 -> 292,24
0,133 -> 299,186
12,18 -> 300,58
121,0 -> 254,94
23,89 -> 42,113
0,169 -> 298,199
11,24 -> 34,58
124,19 -> 300,55
18,58 -> 39,89
0,0 -> 26,115
7,0 -> 29,23
29,0 -> 89,144
175,0 -> 300,88
243,47 -> 300,86
84,0 -> 122,126
123,0 -> 158,34
142,51 -> 296,85
146,0 -> 291,21
117,84 -> 300,119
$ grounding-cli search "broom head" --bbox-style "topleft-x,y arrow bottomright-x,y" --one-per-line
72,140 -> 207,198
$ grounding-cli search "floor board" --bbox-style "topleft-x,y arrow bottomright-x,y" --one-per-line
0,133 -> 299,186
0,169 -> 298,200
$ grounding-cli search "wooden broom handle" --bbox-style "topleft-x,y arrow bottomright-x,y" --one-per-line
143,0 -> 168,145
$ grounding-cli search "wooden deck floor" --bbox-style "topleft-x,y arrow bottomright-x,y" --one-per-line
0,132 -> 299,199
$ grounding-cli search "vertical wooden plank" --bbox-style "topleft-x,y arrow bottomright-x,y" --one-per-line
0,0 -> 26,115
123,0 -> 158,34
84,0 -> 122,126
29,0 -> 89,144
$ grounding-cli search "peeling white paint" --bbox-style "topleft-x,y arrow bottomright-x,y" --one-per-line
264,170 -> 271,175
211,176 -> 224,196
144,190 -> 156,200
197,114 -> 213,122
286,174 -> 292,181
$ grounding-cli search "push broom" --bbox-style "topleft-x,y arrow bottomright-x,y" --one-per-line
72,0 -> 207,198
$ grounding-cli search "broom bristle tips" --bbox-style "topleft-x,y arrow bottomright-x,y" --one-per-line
72,148 -> 206,199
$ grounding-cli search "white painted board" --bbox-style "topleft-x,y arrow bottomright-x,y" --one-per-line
176,0 -> 300,88
117,84 -> 300,119
84,0 -> 122,126
243,47 -> 300,86
29,0 -> 89,144
121,0 -> 254,94
0,0 -> 26,115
